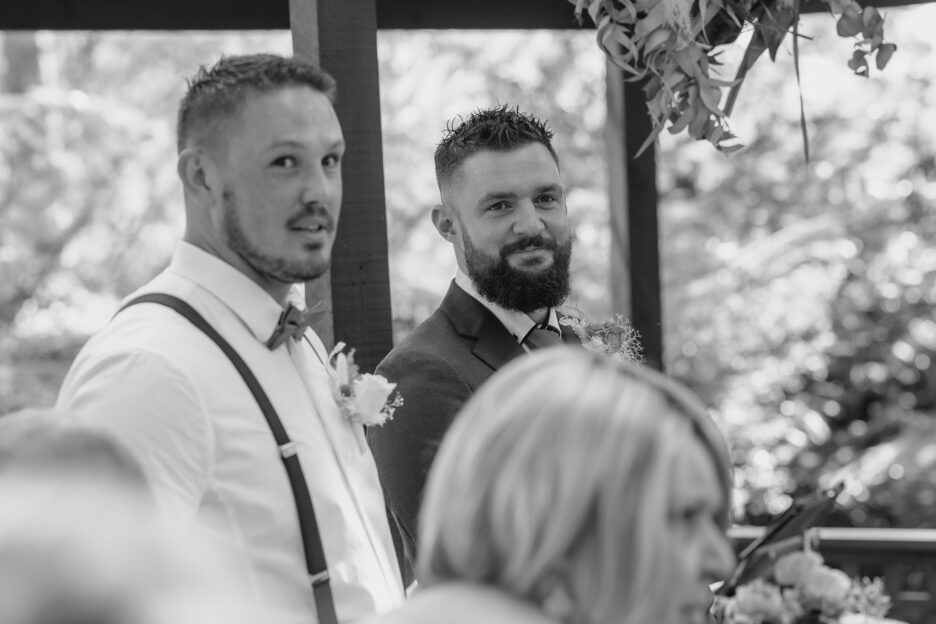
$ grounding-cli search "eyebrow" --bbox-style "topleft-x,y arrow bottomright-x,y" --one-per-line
266,139 -> 346,152
476,184 -> 563,205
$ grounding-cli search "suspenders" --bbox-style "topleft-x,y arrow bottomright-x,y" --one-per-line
119,293 -> 338,624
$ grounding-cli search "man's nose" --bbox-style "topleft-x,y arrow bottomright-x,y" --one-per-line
301,164 -> 340,207
512,200 -> 546,236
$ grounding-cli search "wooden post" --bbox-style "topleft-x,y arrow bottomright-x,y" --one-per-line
624,78 -> 663,371
606,64 -> 664,371
289,0 -> 394,371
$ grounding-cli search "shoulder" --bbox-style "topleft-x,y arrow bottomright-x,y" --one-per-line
57,302 -> 225,437
379,311 -> 469,374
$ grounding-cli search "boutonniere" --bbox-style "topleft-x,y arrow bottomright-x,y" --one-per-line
558,305 -> 644,363
327,342 -> 403,428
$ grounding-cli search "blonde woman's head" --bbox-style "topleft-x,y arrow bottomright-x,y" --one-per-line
417,347 -> 735,624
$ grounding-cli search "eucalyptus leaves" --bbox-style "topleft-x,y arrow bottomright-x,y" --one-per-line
571,0 -> 896,154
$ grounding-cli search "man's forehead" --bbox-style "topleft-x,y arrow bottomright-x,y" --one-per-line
229,88 -> 342,146
446,144 -> 559,187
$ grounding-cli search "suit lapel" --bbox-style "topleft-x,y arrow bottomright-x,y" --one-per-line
439,281 -> 525,371
473,314 -> 525,370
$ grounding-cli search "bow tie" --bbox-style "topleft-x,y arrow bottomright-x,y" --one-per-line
265,303 -> 322,350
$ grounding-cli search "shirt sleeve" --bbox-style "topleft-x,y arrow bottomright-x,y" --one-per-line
56,347 -> 214,527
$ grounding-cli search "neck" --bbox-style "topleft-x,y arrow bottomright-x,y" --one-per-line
526,307 -> 549,325
182,231 -> 292,307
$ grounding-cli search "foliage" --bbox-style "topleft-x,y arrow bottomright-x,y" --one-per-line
570,0 -> 896,152
659,7 -> 936,526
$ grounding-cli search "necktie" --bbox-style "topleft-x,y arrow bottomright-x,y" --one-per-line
265,303 -> 322,350
523,324 -> 563,350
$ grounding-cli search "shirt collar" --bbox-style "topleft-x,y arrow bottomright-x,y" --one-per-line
454,269 -> 559,344
167,241 -> 303,345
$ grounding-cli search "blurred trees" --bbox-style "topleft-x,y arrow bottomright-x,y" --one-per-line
659,8 -> 936,526
0,31 -> 291,410
2,10 -> 935,527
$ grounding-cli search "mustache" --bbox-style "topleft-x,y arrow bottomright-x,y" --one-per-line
500,235 -> 557,257
285,203 -> 335,231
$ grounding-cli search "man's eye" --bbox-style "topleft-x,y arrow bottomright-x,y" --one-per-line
272,156 -> 297,168
323,154 -> 341,168
487,201 -> 509,212
537,194 -> 558,204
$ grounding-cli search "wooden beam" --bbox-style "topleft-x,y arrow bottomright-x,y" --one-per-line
308,0 -> 393,371
622,78 -> 664,372
374,0 -> 586,29
1,0 -> 928,30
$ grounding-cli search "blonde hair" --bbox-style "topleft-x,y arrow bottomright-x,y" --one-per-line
417,347 -> 731,624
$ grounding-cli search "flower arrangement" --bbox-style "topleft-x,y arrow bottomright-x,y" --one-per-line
712,550 -> 900,624
570,0 -> 897,153
328,342 -> 403,428
558,305 -> 644,362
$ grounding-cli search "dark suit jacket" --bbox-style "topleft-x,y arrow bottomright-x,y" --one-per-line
369,281 -> 579,570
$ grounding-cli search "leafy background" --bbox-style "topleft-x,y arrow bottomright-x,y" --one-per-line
2,6 -> 935,527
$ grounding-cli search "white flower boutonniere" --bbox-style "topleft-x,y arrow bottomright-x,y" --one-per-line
558,305 -> 644,363
328,342 -> 403,428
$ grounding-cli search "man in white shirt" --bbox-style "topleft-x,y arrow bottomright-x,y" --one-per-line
56,54 -> 404,624
368,105 -> 580,570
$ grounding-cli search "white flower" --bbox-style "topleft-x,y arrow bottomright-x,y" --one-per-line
799,565 -> 852,616
773,551 -> 824,586
733,578 -> 787,622
327,342 -> 403,428
351,374 -> 398,426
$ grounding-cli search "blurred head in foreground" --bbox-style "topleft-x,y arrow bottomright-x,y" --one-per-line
0,409 -> 248,624
417,348 -> 737,624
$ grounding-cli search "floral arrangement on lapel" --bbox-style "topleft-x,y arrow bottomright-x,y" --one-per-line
559,305 -> 644,363
327,342 -> 403,427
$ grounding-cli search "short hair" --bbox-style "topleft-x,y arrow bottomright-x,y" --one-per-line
417,347 -> 732,624
176,53 -> 337,153
434,105 -> 559,190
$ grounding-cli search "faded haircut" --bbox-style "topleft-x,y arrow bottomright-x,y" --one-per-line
176,53 -> 337,153
434,105 -> 559,190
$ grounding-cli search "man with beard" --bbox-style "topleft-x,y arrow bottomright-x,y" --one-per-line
369,106 -> 579,574
55,55 -> 404,623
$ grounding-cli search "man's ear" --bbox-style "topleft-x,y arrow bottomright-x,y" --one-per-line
177,148 -> 219,204
431,203 -> 460,243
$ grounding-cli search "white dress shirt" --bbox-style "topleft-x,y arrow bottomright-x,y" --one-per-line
453,269 -> 560,351
56,242 -> 404,624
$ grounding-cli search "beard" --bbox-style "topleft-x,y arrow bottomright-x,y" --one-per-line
222,190 -> 331,284
463,231 -> 572,313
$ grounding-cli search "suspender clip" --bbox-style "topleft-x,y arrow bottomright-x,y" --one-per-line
309,570 -> 331,587
279,441 -> 298,458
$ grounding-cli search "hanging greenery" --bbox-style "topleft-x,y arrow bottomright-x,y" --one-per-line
571,0 -> 897,154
